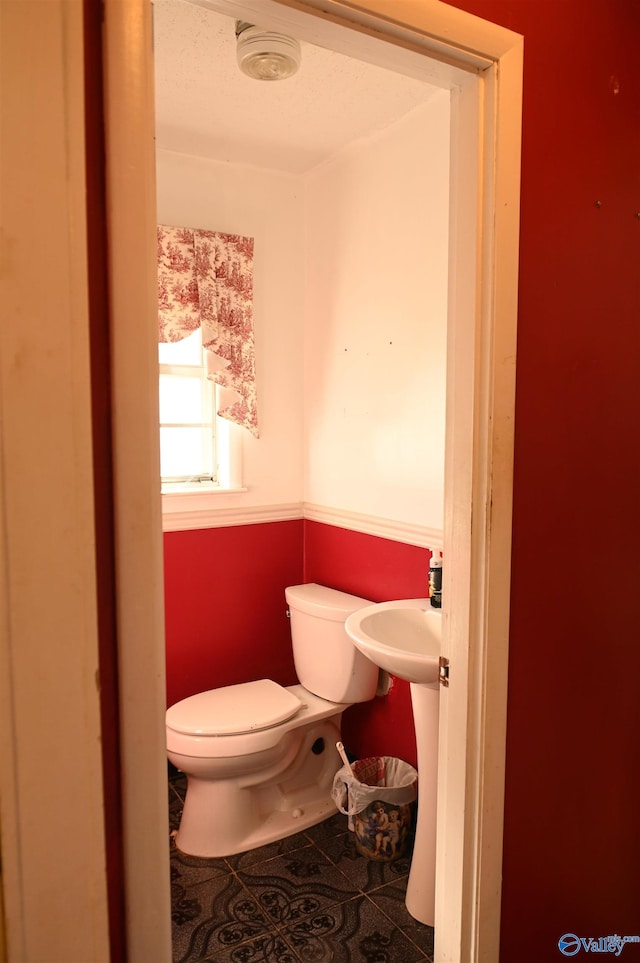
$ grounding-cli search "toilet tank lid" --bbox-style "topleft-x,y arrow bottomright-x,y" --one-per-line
285,582 -> 371,621
166,680 -> 303,736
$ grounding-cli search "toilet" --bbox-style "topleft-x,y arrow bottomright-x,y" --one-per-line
166,582 -> 379,857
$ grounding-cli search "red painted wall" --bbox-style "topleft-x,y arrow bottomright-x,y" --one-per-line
303,519 -> 432,768
443,1 -> 640,959
164,518 -> 430,768
164,521 -> 303,707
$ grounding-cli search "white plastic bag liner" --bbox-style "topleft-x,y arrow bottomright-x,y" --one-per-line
331,755 -> 418,861
331,755 -> 417,816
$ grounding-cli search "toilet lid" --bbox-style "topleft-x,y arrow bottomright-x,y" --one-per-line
166,679 -> 303,736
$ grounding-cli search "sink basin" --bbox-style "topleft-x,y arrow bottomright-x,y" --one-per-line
345,598 -> 441,684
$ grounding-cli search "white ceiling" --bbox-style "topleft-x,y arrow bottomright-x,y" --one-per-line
153,0 -> 441,174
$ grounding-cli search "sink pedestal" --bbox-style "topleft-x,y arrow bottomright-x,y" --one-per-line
405,681 -> 439,928
343,598 -> 441,929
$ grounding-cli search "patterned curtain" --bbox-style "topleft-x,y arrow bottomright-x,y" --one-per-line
157,224 -> 258,437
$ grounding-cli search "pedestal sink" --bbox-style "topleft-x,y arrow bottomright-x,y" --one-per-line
345,598 -> 441,928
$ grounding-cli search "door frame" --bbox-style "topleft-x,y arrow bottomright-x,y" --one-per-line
102,2 -> 522,961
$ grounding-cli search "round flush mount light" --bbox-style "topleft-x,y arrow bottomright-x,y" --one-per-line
235,22 -> 301,81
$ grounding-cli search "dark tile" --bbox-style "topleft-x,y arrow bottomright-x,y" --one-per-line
237,849 -> 358,928
368,878 -> 434,961
169,794 -> 184,834
203,930 -> 300,963
315,828 -> 412,892
172,872 -> 272,963
303,811 -> 348,846
167,774 -> 434,963
225,832 -> 313,872
171,839 -> 232,889
170,772 -> 188,800
282,894 -> 429,962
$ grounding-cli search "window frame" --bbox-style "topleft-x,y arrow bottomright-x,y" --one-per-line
158,356 -> 218,488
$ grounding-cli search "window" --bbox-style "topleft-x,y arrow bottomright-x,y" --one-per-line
158,329 -> 217,490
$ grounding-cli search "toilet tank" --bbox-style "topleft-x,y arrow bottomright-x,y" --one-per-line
285,583 -> 379,704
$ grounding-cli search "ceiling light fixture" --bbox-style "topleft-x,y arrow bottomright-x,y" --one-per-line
235,21 -> 301,81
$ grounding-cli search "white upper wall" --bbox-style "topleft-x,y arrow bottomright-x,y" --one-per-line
303,94 -> 450,531
155,90 -> 449,531
156,148 -> 305,510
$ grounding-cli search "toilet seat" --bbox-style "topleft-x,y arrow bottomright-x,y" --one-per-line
167,683 -> 348,760
166,679 -> 303,737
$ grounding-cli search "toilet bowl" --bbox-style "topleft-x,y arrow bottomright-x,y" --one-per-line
167,682 -> 348,856
166,583 -> 378,857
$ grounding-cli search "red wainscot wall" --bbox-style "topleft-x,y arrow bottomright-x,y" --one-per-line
303,519 -> 434,770
163,516 -> 434,770
163,519 -> 303,708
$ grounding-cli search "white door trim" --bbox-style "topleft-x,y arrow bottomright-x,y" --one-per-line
101,3 -> 173,961
0,3 -> 111,960
102,3 -> 522,961
441,45 -> 522,963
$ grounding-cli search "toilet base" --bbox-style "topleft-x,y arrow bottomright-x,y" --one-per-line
174,793 -> 338,858
172,719 -> 343,857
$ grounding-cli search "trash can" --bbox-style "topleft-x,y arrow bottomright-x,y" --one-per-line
331,755 -> 417,862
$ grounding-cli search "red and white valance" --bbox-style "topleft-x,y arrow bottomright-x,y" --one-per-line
157,224 -> 258,437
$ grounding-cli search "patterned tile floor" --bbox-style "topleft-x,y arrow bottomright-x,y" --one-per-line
169,770 -> 434,963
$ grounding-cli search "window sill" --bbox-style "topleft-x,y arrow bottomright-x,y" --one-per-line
162,486 -> 249,532
161,485 -> 248,497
